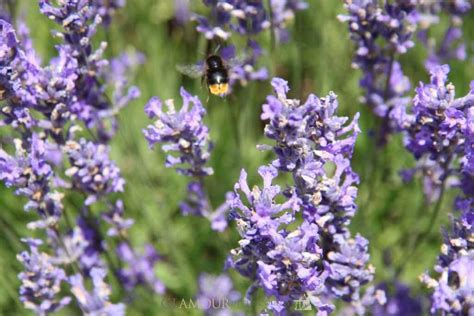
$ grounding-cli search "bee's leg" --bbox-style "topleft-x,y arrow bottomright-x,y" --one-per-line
213,43 -> 221,55
205,40 -> 213,57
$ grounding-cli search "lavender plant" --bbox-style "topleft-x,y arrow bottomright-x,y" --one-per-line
0,1 -> 163,314
417,0 -> 472,69
339,0 -> 417,144
420,207 -> 473,315
225,78 -> 380,314
401,65 -> 474,204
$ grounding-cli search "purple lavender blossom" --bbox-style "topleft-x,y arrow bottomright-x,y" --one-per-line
421,208 -> 474,315
371,282 -> 423,316
38,0 -> 139,142
174,0 -> 191,25
144,87 -> 220,219
460,107 -> 474,208
116,242 -> 165,294
440,0 -> 472,16
270,0 -> 308,42
417,0 -> 471,69
0,1 -> 13,22
70,267 -> 126,315
77,216 -> 107,273
423,26 -> 467,70
190,0 -> 305,91
0,134 -> 65,230
221,41 -> 268,90
227,165 -> 331,312
1,2 -> 162,313
65,138 -> 125,205
197,273 -> 242,316
143,85 -> 233,231
195,0 -> 306,42
234,78 -> 377,313
339,0 -> 417,143
144,87 -> 213,178
105,50 -> 144,111
402,65 -> 474,202
195,1 -> 269,40
17,238 -> 71,315
102,199 -> 134,237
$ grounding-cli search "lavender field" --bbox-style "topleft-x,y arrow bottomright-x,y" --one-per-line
0,0 -> 473,315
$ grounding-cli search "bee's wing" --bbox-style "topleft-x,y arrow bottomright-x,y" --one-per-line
176,63 -> 205,79
223,50 -> 255,68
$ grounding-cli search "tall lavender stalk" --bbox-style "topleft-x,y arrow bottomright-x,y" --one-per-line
143,87 -> 229,231
401,65 -> 474,204
339,0 -> 417,145
420,207 -> 473,315
417,0 -> 472,69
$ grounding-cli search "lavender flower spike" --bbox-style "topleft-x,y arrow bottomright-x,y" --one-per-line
144,87 -> 213,178
421,209 -> 474,315
116,242 -> 165,294
65,138 -> 125,205
17,239 -> 71,315
69,267 -> 126,315
339,0 -> 417,143
255,78 -> 378,313
144,87 -> 217,218
402,65 -> 474,202
227,165 -> 332,313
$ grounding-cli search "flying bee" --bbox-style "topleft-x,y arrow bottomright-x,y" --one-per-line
177,54 -> 230,97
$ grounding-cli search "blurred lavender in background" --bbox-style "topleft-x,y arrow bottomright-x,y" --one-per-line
339,0 -> 417,144
197,273 -> 242,316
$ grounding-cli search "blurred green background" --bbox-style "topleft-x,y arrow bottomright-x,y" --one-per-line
1,1 -> 473,315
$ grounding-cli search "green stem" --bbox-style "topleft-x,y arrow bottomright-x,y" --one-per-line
229,99 -> 242,165
395,178 -> 447,276
266,0 -> 276,50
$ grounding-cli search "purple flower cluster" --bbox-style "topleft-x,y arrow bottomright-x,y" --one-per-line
70,267 -> 125,315
227,166 -> 332,313
220,41 -> 268,92
370,282 -> 423,316
196,273 -> 242,315
116,243 -> 165,294
421,209 -> 473,315
401,65 -> 474,203
38,0 -> 140,142
144,88 -> 213,178
143,87 -> 231,230
143,88 -> 215,215
0,1 -> 164,314
225,78 -> 379,314
339,0 -> 417,143
417,0 -> 472,69
195,0 -> 306,42
17,238 -> 71,315
65,138 -> 125,205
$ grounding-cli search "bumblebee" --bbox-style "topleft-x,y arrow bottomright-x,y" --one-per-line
177,54 -> 230,97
